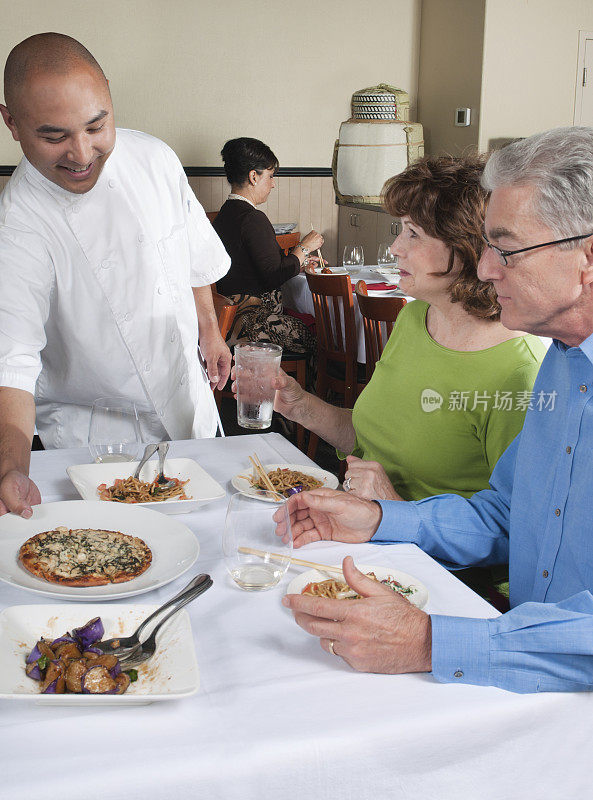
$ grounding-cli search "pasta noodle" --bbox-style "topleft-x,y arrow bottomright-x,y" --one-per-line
250,467 -> 323,497
301,573 -> 417,600
97,476 -> 190,503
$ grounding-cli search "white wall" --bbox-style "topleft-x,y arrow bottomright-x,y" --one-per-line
0,0 -> 422,166
479,0 -> 593,149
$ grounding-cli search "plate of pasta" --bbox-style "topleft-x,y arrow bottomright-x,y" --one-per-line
231,463 -> 339,503
286,564 -> 428,609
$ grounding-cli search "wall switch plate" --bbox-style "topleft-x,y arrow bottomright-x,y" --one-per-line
455,108 -> 471,126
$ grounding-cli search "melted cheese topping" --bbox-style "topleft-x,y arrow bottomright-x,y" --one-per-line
27,528 -> 150,579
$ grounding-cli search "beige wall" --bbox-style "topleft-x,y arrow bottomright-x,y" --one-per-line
0,0 -> 421,167
479,0 -> 593,150
417,0 -> 485,155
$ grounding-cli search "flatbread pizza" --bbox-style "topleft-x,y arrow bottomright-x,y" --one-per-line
18,526 -> 152,587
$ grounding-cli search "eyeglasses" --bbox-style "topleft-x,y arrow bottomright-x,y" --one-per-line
481,230 -> 593,266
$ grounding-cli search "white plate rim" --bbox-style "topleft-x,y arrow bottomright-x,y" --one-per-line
0,500 -> 199,601
231,463 -> 339,503
0,603 -> 199,703
286,563 -> 428,609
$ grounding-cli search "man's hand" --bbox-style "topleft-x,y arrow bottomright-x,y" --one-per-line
199,330 -> 231,390
273,488 -> 382,548
344,455 -> 403,501
0,469 -> 41,518
283,556 -> 432,674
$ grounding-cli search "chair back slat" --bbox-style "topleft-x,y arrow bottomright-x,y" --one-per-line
211,291 -> 237,340
354,280 -> 406,380
305,271 -> 357,363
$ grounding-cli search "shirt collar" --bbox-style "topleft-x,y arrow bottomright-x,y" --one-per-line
228,192 -> 255,208
553,329 -> 593,366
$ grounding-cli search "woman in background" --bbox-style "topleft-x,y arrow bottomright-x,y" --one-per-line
214,137 -> 323,354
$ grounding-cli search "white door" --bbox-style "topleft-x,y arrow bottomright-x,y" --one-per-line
574,32 -> 593,125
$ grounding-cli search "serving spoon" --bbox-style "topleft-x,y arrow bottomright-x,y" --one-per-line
94,572 -> 212,657
156,441 -> 176,489
133,442 -> 159,479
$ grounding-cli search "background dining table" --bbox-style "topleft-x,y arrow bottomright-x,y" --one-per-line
282,267 -> 410,363
0,432 -> 588,799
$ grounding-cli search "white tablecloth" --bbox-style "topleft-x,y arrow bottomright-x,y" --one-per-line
283,268 -> 409,363
0,433 -> 588,799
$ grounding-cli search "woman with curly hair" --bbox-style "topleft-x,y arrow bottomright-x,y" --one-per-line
271,153 -> 546,502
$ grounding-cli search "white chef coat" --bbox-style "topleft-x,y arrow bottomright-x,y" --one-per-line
0,128 -> 230,448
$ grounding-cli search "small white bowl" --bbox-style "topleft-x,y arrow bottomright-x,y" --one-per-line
67,458 -> 225,514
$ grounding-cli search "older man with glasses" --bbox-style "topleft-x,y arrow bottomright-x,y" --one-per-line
278,126 -> 593,693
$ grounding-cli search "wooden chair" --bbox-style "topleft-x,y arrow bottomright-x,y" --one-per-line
212,290 -> 308,450
355,281 -> 406,381
206,211 -> 218,223
305,269 -> 365,461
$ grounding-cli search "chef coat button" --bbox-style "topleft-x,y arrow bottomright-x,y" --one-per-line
144,363 -> 151,372
157,286 -> 164,295
108,179 -> 116,188
453,670 -> 464,678
159,410 -> 164,417
542,569 -> 549,578
137,233 -> 145,243
566,445 -> 572,454
180,375 -> 186,386
579,384 -> 588,392
123,313 -> 131,322
101,259 -> 111,269
554,508 -> 561,517
170,333 -> 177,343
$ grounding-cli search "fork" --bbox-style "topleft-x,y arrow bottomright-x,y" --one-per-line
117,574 -> 213,669
94,572 -> 212,657
156,441 -> 176,489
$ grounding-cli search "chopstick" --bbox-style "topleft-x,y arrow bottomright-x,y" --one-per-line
248,454 -> 284,501
238,546 -> 345,575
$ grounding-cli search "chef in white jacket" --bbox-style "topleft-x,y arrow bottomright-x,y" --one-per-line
0,33 -> 231,517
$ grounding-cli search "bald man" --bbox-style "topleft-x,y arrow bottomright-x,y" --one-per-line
0,33 -> 231,517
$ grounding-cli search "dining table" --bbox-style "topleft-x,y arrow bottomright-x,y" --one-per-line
0,432 -> 588,799
283,267 -> 410,362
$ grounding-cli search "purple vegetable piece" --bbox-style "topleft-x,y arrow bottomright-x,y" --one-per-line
286,485 -> 304,496
26,643 -> 42,665
72,617 -> 104,649
109,661 -> 121,679
82,647 -> 103,657
50,635 -> 76,648
42,678 -> 58,693
25,662 -> 42,681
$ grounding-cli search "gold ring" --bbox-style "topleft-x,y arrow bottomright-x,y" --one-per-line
329,639 -> 336,656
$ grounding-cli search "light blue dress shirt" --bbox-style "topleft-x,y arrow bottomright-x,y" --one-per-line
373,333 -> 593,693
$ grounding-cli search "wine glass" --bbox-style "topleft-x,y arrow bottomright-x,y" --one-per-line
222,492 -> 293,591
377,242 -> 398,267
342,245 -> 364,270
88,396 -> 142,463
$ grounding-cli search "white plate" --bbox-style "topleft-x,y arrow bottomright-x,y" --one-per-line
273,222 -> 297,235
286,563 -> 428,609
313,266 -> 348,275
67,457 -> 225,514
0,604 -> 199,704
367,288 -> 403,297
372,266 -> 400,279
231,463 -> 339,503
0,500 -> 199,601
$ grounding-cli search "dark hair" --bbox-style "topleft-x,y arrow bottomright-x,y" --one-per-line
221,138 -> 279,186
382,154 -> 500,321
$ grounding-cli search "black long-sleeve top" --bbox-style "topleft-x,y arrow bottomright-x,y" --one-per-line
213,199 -> 300,296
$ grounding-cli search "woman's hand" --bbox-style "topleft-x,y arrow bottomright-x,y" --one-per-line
230,367 -> 308,424
299,230 -> 324,252
344,455 -> 403,501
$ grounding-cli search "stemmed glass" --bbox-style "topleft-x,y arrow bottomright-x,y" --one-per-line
377,242 -> 398,267
88,396 -> 142,463
222,492 -> 293,591
342,245 -> 364,270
